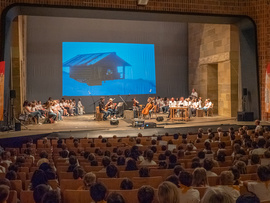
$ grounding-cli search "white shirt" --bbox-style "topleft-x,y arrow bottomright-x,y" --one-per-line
178,100 -> 184,106
179,188 -> 200,203
169,101 -> 177,107
139,160 -> 157,166
247,181 -> 270,201
252,148 -> 267,155
198,101 -> 202,108
191,92 -> 198,98
217,185 -> 240,201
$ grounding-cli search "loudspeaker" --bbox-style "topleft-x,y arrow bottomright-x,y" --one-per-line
156,116 -> 164,122
237,112 -> 254,121
15,122 -> 21,131
144,122 -> 156,128
243,88 -> 248,96
110,119 -> 119,125
10,90 -> 16,99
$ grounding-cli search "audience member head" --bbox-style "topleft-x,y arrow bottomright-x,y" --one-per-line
198,151 -> 205,159
73,166 -> 85,179
42,190 -> 61,203
217,151 -> 226,162
33,184 -> 50,203
250,154 -> 261,165
192,168 -> 208,187
145,150 -> 154,162
139,167 -> 150,177
31,169 -> 48,190
165,175 -> 179,188
68,156 -> 77,165
158,181 -> 180,203
236,193 -> 260,203
229,166 -> 241,185
101,156 -> 111,168
158,153 -> 166,161
107,192 -> 125,203
117,156 -> 126,166
125,159 -> 138,171
234,161 -> 247,174
158,161 -> 167,169
0,185 -> 9,203
173,165 -> 184,176
179,171 -> 193,187
82,172 -> 96,189
220,171 -> 234,185
257,165 -> 270,182
201,187 -> 234,203
90,183 -> 107,202
203,158 -> 214,171
120,178 -> 133,190
137,185 -> 155,203
5,171 -> 17,180
106,164 -> 118,178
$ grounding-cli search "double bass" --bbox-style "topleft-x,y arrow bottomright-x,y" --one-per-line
142,98 -> 153,115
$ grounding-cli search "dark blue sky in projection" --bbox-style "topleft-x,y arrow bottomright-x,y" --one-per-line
62,42 -> 156,96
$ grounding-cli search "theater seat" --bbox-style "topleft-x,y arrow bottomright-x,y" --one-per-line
20,191 -> 35,203
98,178 -> 126,190
7,190 -> 17,203
10,180 -> 22,197
60,179 -> 84,191
132,176 -> 163,189
208,176 -> 220,186
119,170 -> 139,178
149,169 -> 174,181
193,187 -> 207,199
63,190 -> 92,203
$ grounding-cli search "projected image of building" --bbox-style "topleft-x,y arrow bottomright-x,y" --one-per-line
63,52 -> 131,86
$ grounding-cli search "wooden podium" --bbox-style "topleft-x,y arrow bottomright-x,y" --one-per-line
169,107 -> 189,121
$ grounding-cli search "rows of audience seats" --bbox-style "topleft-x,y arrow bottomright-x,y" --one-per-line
0,125 -> 270,203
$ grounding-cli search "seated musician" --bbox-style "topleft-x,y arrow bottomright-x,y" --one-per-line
168,97 -> 177,118
99,97 -> 109,120
132,98 -> 139,118
149,97 -> 157,119
162,97 -> 169,113
191,99 -> 198,117
190,88 -> 198,99
106,98 -> 116,119
177,97 -> 185,117
183,98 -> 192,119
202,99 -> 212,115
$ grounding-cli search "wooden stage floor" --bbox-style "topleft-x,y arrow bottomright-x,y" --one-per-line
0,113 -> 265,139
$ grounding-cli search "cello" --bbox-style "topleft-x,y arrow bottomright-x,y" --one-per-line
142,98 -> 153,115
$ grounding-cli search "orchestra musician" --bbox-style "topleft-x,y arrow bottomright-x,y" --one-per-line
142,97 -> 153,119
99,97 -> 109,120
132,98 -> 139,118
190,88 -> 198,99
105,98 -> 116,119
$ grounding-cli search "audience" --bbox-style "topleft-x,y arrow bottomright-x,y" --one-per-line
2,124 -> 270,203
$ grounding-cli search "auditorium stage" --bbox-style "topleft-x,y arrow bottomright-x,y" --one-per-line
0,113 -> 263,140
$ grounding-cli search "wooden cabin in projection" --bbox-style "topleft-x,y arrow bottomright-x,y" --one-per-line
63,52 -> 131,86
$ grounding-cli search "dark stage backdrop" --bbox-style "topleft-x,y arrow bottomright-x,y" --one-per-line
26,16 -> 188,112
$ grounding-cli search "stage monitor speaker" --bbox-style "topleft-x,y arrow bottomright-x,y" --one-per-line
15,122 -> 21,131
243,88 -> 248,96
237,112 -> 254,121
132,118 -> 145,127
144,122 -> 156,128
156,116 -> 164,122
10,90 -> 16,99
110,119 -> 119,125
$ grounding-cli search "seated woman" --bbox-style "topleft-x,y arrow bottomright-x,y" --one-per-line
139,150 -> 157,166
46,102 -> 57,122
192,167 -> 209,187
23,100 -> 42,124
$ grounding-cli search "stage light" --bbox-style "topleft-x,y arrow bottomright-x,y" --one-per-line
138,0 -> 149,6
